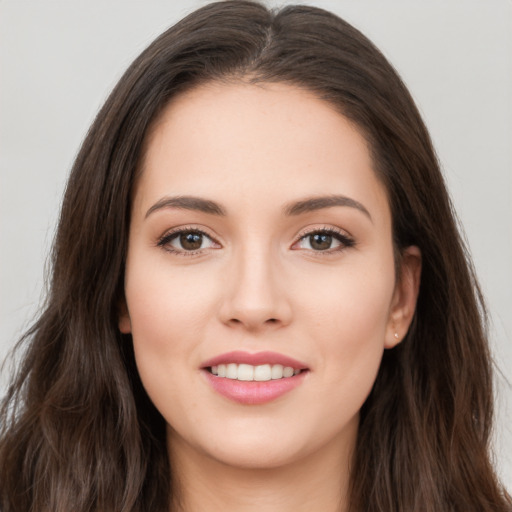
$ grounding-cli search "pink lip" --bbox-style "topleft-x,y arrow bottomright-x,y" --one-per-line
201,351 -> 308,369
200,351 -> 309,405
202,370 -> 307,405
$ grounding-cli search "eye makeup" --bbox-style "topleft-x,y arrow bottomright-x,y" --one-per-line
156,224 -> 355,257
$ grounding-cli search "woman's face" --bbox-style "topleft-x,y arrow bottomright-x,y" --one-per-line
120,82 -> 420,470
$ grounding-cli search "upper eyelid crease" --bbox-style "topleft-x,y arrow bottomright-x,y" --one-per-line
295,228 -> 355,246
298,225 -> 351,237
157,227 -> 217,244
157,227 -> 354,256
157,229 -> 219,255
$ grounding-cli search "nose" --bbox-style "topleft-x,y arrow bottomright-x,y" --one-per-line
218,246 -> 292,332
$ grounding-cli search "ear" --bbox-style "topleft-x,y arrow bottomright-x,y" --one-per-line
118,298 -> 132,334
385,246 -> 422,349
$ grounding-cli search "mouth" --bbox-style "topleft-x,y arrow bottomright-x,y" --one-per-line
208,363 -> 302,381
201,351 -> 309,405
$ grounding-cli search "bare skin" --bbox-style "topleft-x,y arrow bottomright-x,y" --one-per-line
120,82 -> 421,512
169,428 -> 353,512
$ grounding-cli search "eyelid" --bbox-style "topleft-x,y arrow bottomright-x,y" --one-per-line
155,224 -> 355,256
291,225 -> 355,252
156,225 -> 222,255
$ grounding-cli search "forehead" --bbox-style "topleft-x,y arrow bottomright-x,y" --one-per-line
135,81 -> 389,222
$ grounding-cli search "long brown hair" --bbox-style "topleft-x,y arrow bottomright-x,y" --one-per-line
1,2 -> 510,511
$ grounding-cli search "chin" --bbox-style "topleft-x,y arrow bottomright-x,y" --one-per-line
168,420 -> 315,471
206,440 -> 309,471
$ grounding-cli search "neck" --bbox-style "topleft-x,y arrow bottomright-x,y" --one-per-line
167,427 -> 355,512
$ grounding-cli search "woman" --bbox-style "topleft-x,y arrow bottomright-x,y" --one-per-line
0,1 -> 510,511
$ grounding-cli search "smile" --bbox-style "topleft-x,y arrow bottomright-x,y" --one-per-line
210,363 -> 302,381
201,351 -> 309,405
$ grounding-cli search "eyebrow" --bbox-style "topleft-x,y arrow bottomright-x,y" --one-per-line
145,195 -> 227,218
145,194 -> 371,221
283,195 -> 372,221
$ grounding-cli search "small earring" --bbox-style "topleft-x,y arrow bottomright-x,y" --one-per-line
394,332 -> 399,340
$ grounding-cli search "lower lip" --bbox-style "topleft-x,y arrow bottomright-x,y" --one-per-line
202,370 -> 307,405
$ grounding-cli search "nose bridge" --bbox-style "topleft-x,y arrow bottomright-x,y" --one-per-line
220,239 -> 291,330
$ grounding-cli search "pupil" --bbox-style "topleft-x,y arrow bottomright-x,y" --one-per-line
180,232 -> 202,250
310,233 -> 332,250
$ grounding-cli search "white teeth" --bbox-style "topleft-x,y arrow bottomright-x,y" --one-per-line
254,364 -> 272,381
237,364 -> 254,381
226,363 -> 237,379
271,364 -> 283,379
283,366 -> 294,378
210,363 -> 302,381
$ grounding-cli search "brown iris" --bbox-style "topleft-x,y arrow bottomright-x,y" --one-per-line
180,232 -> 203,250
309,233 -> 333,250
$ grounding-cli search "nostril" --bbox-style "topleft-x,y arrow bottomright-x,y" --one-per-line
229,318 -> 278,324
227,317 -> 279,329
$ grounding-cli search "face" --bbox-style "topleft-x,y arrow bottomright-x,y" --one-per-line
120,82 -> 420,470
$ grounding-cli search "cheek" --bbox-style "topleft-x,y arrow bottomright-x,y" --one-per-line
302,255 -> 394,337
124,255 -> 219,391
126,251 -> 217,332
298,258 -> 395,390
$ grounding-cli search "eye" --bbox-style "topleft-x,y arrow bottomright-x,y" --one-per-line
293,228 -> 355,252
157,229 -> 219,254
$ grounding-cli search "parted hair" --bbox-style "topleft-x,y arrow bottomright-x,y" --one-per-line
1,2 -> 510,511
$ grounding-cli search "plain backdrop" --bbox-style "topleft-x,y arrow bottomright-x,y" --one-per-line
1,0 -> 511,489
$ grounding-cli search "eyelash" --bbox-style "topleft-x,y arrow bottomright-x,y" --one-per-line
294,226 -> 355,254
156,226 -> 355,256
156,226 -> 217,256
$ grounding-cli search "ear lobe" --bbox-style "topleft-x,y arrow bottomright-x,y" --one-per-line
118,299 -> 132,334
385,245 -> 422,349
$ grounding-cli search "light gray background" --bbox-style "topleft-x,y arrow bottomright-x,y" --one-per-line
1,0 -> 511,489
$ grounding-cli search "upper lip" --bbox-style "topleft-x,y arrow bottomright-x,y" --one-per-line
201,351 -> 309,370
